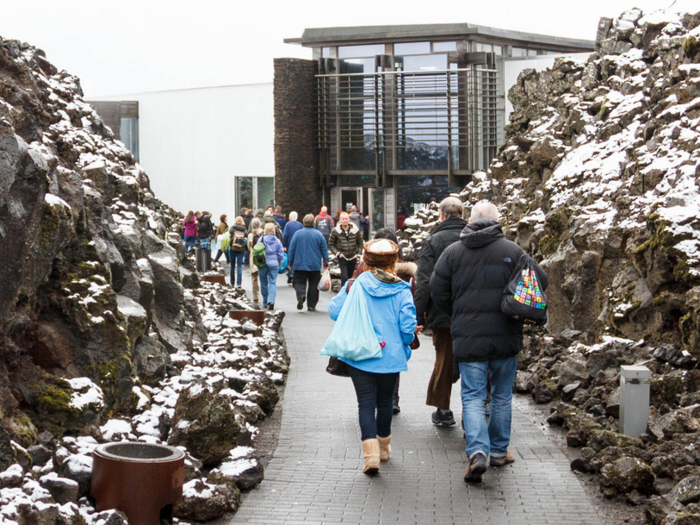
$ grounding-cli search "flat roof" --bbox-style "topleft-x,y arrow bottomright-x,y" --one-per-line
285,23 -> 594,52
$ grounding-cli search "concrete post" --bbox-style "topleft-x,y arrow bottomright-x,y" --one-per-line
619,365 -> 651,437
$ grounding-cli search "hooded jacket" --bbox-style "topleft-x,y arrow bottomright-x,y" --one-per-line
414,216 -> 467,328
430,219 -> 548,362
329,270 -> 417,374
328,222 -> 363,259
261,233 -> 284,266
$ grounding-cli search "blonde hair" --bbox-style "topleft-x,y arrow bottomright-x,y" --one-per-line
234,216 -> 245,226
264,222 -> 277,235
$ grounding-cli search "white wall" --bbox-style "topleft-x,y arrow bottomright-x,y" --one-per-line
504,53 -> 591,122
91,83 -> 274,218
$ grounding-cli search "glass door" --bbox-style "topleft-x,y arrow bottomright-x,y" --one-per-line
340,188 -> 361,213
368,188 -> 385,235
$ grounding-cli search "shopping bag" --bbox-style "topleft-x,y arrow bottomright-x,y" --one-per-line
320,282 -> 382,361
317,268 -> 331,291
278,252 -> 289,273
501,253 -> 548,326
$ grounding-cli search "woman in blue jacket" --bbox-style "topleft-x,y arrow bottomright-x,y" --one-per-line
260,222 -> 284,310
328,239 -> 420,474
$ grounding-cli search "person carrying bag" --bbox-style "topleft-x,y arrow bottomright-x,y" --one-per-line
324,239 -> 419,475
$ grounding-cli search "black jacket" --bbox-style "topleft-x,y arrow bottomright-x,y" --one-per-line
328,223 -> 363,259
430,219 -> 548,362
414,217 -> 467,329
197,212 -> 214,238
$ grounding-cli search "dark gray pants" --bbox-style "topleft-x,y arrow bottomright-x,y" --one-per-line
293,270 -> 321,308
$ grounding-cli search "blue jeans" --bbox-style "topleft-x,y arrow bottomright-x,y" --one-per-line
229,250 -> 245,286
459,356 -> 517,459
347,366 -> 399,441
184,235 -> 196,253
259,264 -> 279,306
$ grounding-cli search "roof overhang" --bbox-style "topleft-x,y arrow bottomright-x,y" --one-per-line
284,22 -> 595,52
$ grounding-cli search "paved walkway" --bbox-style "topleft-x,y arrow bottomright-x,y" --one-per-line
230,270 -> 604,525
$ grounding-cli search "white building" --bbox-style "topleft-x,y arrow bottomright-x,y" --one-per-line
90,83 -> 274,219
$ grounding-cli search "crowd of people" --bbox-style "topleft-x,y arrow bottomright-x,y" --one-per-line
182,204 -> 370,310
183,198 -> 548,486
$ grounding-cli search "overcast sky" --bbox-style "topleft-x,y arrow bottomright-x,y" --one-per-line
0,0 -> 691,97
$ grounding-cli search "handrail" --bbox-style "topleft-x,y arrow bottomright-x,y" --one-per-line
315,67 -> 497,78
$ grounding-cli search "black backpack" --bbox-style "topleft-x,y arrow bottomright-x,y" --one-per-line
501,253 -> 548,326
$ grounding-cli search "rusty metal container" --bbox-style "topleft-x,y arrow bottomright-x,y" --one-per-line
228,309 -> 265,326
202,274 -> 226,285
91,442 -> 185,525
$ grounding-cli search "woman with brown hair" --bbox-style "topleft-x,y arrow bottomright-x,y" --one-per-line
213,214 -> 230,264
183,210 -> 197,253
327,239 -> 420,474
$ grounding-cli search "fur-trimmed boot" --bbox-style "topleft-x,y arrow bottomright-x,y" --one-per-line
377,435 -> 391,461
361,439 -> 380,474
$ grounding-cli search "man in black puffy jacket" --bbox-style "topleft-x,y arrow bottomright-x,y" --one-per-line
414,197 -> 466,428
430,201 -> 547,484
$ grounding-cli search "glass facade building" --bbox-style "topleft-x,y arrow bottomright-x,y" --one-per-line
285,23 -> 594,229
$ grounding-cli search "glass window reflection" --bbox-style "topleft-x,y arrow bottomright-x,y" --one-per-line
433,41 -> 456,52
338,44 -> 385,58
236,177 -> 253,214
395,54 -> 447,72
394,42 -> 431,55
257,177 -> 275,210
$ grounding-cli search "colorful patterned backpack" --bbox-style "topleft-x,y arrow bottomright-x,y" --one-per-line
501,253 -> 548,326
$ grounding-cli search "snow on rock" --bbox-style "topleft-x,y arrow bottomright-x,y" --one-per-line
0,279 -> 287,523
459,5 -> 700,354
66,377 -> 105,411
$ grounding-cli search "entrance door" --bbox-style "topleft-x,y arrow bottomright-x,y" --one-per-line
340,188 -> 361,213
368,188 -> 385,235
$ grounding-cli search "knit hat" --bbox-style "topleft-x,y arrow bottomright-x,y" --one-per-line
363,239 -> 399,269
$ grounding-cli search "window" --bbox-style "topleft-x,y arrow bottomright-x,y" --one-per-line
235,176 -> 274,214
235,177 -> 253,214
394,42 -> 431,55
338,44 -> 385,58
433,41 -> 456,52
120,117 -> 139,161
339,58 -> 375,73
257,178 -> 275,210
396,54 -> 447,72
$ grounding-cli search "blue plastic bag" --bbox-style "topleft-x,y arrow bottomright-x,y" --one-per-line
320,282 -> 382,361
278,252 -> 288,274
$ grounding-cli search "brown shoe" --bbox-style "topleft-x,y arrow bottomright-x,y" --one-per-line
464,453 -> 487,483
490,450 -> 515,467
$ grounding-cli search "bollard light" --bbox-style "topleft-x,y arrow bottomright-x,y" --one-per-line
619,365 -> 651,437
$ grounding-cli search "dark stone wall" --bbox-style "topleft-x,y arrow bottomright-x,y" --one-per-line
273,58 -> 321,218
